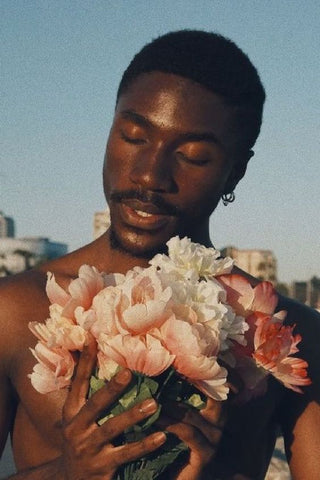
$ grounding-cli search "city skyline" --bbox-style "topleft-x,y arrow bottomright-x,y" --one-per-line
2,1 -> 319,283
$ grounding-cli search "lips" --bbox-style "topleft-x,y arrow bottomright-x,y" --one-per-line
119,199 -> 172,230
122,199 -> 168,215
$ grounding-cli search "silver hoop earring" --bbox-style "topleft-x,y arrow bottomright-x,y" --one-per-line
222,192 -> 235,206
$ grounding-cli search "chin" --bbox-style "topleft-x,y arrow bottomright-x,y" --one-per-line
109,227 -> 169,259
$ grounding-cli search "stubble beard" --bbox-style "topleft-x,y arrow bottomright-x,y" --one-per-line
108,225 -> 169,260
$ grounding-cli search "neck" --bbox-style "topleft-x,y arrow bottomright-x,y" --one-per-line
90,220 -> 213,274
89,232 -> 153,274
185,218 -> 213,248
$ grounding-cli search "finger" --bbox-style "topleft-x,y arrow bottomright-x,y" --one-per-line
165,421 -> 214,462
163,398 -> 226,436
95,397 -> 158,444
161,423 -> 214,480
63,338 -> 97,423
200,398 -> 225,426
159,411 -> 222,447
75,368 -> 133,430
108,431 -> 167,468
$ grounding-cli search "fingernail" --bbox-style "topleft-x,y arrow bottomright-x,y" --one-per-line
115,369 -> 131,385
139,398 -> 157,414
152,432 -> 166,444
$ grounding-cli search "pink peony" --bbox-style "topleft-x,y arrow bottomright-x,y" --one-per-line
46,265 -> 106,320
97,351 -> 120,381
160,318 -> 228,400
28,238 -> 312,402
28,342 -> 75,394
92,267 -> 173,338
98,333 -> 175,377
29,305 -> 88,351
91,287 -> 122,337
252,313 -> 311,393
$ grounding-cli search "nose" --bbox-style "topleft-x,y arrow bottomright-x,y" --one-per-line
129,143 -> 176,193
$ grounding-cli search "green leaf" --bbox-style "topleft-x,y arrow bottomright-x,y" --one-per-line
185,393 -> 206,409
142,375 -> 159,396
115,436 -> 188,480
118,383 -> 139,409
138,436 -> 188,478
131,470 -> 154,480
89,375 -> 106,395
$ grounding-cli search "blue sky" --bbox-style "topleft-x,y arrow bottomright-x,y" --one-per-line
1,0 -> 319,283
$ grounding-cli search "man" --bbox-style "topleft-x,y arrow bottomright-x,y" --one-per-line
0,30 -> 319,479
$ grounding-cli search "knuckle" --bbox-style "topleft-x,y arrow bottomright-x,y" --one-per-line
108,376 -> 126,395
101,419 -> 118,439
201,447 -> 216,467
62,399 -> 79,423
86,392 -> 101,410
62,422 -> 75,441
74,368 -> 90,384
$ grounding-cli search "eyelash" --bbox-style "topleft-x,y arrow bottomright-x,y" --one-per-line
120,131 -> 146,145
177,152 -> 209,166
120,132 -> 209,165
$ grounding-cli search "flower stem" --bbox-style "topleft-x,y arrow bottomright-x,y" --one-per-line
155,368 -> 176,400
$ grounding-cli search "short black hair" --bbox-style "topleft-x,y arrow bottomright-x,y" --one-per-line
117,30 -> 265,150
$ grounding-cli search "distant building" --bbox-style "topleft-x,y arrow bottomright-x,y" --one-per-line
0,237 -> 67,277
93,209 -> 111,239
221,246 -> 277,285
289,276 -> 320,311
0,211 -> 15,238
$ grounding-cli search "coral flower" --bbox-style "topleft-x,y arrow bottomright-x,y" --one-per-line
252,313 -> 311,392
218,274 -> 278,318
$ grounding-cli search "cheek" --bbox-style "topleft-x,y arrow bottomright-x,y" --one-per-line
176,169 -> 228,213
103,138 -> 130,195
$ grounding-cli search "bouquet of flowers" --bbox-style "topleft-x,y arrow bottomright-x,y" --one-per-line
28,236 -> 311,479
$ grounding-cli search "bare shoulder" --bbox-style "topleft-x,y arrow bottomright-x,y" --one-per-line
0,270 -> 49,371
0,268 -> 53,453
0,238 -> 105,374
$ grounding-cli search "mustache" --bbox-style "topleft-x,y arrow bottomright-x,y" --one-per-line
110,189 -> 180,216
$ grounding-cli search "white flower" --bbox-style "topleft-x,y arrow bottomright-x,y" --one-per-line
150,236 -> 233,282
167,277 -> 248,351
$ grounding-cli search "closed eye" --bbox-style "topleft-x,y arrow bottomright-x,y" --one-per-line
176,151 -> 210,166
120,131 -> 146,145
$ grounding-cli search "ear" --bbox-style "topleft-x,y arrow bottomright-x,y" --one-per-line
223,150 -> 254,194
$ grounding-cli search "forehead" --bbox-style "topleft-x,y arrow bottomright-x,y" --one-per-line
115,72 -> 240,149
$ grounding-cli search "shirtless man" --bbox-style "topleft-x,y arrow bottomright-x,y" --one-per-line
1,30 -> 319,480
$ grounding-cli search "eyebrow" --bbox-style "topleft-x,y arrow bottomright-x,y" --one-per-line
119,109 -> 221,146
120,110 -> 152,128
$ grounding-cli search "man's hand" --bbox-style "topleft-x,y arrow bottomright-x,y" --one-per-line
158,398 -> 225,480
59,340 -> 167,480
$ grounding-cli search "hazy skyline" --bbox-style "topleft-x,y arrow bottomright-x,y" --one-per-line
1,1 -> 319,283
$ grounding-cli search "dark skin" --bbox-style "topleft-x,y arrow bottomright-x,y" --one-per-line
0,72 -> 319,479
